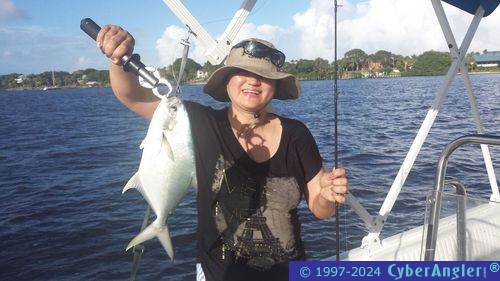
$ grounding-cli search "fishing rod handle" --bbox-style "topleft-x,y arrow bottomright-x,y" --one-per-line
80,18 -> 159,87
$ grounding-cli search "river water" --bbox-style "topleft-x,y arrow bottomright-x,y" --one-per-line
1,74 -> 499,280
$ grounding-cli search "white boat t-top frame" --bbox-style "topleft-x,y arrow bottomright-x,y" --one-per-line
162,0 -> 257,65
347,0 -> 500,253
341,0 -> 500,261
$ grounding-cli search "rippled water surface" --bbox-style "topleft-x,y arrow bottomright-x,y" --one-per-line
1,74 -> 499,280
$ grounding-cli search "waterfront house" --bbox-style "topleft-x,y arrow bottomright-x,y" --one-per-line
473,51 -> 500,67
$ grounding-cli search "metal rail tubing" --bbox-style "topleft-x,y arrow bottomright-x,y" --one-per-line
424,134 -> 500,261
443,179 -> 467,260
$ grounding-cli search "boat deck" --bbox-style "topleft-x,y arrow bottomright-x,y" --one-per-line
339,201 -> 500,261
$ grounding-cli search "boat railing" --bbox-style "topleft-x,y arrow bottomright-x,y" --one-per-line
439,179 -> 467,260
424,134 -> 500,261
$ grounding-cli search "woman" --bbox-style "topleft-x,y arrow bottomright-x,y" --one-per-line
96,25 -> 348,281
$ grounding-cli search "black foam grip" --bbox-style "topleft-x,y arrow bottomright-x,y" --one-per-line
80,18 -> 101,41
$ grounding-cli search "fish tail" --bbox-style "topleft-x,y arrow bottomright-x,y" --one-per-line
126,221 -> 174,260
157,226 -> 174,260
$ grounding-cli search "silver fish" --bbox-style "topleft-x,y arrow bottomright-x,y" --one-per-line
123,95 -> 196,260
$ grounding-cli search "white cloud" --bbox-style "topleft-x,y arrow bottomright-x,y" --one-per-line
1,49 -> 13,58
155,0 -> 499,66
0,0 -> 16,18
77,56 -> 93,69
470,9 -> 500,53
289,0 -> 499,60
291,0 -> 336,59
155,22 -> 286,67
235,23 -> 285,46
339,0 -> 441,56
156,25 -> 207,68
0,0 -> 26,22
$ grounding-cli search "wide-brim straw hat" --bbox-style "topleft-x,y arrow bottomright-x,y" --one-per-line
203,39 -> 300,102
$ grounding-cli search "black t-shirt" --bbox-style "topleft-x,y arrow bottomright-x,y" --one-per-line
185,101 -> 323,281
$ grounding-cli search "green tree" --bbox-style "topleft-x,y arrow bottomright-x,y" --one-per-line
466,51 -> 476,71
202,61 -> 219,77
282,60 -> 298,75
295,59 -> 315,79
343,48 -> 368,71
313,57 -> 330,79
172,58 -> 202,83
409,51 -> 452,76
393,54 -> 405,72
371,50 -> 393,65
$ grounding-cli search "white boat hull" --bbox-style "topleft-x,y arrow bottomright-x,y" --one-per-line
335,202 -> 500,261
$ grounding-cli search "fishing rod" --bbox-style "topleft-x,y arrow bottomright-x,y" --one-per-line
333,0 -> 341,262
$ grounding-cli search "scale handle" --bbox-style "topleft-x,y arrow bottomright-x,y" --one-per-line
80,18 -> 101,40
80,18 -> 159,87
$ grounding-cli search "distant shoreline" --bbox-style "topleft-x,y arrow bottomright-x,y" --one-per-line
2,71 -> 500,91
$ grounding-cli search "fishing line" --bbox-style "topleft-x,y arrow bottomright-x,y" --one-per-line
176,31 -> 194,95
165,28 -> 193,95
199,0 -> 268,27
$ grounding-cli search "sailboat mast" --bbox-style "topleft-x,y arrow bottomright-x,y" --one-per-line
52,71 -> 56,87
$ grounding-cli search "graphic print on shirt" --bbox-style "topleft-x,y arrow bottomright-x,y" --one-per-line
211,155 -> 302,270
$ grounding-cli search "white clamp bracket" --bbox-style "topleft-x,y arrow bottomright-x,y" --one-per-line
138,66 -> 173,99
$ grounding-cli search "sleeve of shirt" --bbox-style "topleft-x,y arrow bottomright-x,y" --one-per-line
289,121 -> 323,185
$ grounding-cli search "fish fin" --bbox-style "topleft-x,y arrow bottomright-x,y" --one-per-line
126,221 -> 174,260
162,130 -> 174,161
139,138 -> 146,149
190,174 -> 198,190
123,172 -> 141,194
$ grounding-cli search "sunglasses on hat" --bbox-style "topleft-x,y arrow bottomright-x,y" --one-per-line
232,40 -> 286,69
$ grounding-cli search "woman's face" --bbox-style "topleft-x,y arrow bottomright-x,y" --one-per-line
226,70 -> 276,114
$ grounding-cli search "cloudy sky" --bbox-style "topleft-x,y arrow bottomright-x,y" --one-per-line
1,0 -> 499,75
